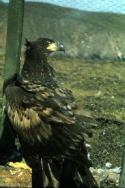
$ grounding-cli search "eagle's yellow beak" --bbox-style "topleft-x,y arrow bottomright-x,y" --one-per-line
47,42 -> 65,52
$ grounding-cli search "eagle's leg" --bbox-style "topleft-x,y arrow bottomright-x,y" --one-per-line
0,113 -> 30,170
32,165 -> 44,188
30,157 -> 45,188
26,156 -> 60,188
59,159 -> 77,188
0,113 -> 21,164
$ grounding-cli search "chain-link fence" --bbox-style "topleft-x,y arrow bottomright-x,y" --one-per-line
1,0 -> 125,187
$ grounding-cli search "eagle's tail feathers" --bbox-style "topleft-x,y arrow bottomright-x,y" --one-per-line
32,157 -> 98,188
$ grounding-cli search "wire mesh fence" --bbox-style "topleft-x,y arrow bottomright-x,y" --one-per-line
0,0 -> 125,187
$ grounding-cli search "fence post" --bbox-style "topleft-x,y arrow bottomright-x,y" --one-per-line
119,145 -> 125,188
4,0 -> 24,80
0,0 -> 24,151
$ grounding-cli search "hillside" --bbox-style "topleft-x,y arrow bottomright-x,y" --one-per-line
0,2 -> 125,59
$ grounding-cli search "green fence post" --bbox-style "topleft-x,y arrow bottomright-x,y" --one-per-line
4,0 -> 24,80
0,0 -> 24,152
119,145 -> 125,188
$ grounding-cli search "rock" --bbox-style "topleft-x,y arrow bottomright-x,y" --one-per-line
111,167 -> 121,174
90,168 -> 107,187
105,162 -> 112,169
87,152 -> 91,160
107,172 -> 119,184
86,143 -> 92,148
0,165 -> 31,187
90,167 -> 120,187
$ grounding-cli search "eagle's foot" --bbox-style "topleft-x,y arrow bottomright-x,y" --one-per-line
7,161 -> 31,172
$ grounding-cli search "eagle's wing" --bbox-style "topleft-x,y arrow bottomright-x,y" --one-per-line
5,82 -> 93,141
6,84 -> 74,118
23,86 -> 76,125
5,84 -> 77,135
5,84 -> 87,158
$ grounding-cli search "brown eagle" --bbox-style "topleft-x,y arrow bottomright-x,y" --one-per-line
4,38 -> 98,188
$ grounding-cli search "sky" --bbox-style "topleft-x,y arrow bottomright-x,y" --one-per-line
1,0 -> 125,14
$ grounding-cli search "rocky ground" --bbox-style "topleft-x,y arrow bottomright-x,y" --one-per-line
0,165 -> 31,187
0,57 -> 125,187
0,164 -> 121,188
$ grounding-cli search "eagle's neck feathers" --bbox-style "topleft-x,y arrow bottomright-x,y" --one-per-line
21,48 -> 56,87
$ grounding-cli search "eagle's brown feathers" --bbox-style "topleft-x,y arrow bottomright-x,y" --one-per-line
4,38 -> 98,188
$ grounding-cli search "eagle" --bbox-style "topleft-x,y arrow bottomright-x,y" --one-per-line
3,38 -> 98,188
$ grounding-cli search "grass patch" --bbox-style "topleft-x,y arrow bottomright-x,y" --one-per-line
50,58 -> 125,167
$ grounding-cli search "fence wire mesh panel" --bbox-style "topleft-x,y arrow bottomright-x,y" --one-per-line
0,0 -> 125,188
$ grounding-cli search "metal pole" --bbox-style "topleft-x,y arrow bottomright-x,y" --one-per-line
119,145 -> 125,188
4,0 -> 24,80
0,0 -> 24,152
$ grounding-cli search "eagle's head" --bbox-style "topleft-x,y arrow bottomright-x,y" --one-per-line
25,38 -> 65,56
